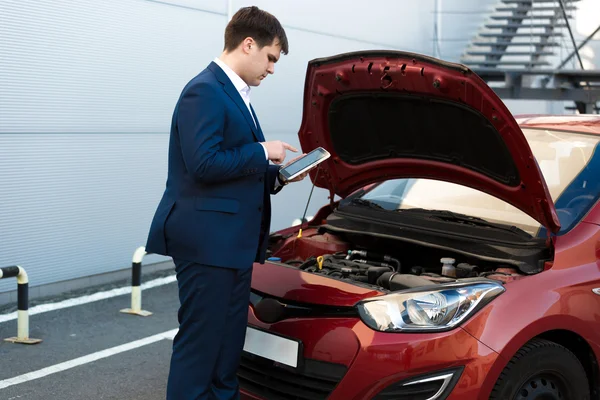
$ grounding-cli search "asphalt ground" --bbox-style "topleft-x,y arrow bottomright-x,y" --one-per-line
0,268 -> 181,400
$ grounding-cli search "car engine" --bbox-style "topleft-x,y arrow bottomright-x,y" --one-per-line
268,228 -> 526,291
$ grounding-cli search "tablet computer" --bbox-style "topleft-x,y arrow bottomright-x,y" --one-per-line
279,147 -> 330,182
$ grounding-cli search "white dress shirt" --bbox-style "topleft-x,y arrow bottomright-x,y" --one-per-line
213,57 -> 266,158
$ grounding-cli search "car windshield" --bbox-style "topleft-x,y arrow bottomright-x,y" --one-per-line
349,128 -> 600,236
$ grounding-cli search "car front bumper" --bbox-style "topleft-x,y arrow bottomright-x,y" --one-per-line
239,309 -> 501,400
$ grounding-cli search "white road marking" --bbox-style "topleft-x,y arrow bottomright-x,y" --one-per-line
0,275 -> 177,324
0,328 -> 178,390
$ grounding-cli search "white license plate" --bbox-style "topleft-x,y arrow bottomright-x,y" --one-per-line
243,327 -> 300,368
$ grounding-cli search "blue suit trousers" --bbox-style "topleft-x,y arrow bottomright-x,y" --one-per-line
166,259 -> 252,400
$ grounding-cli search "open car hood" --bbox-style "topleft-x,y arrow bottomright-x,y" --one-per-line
297,51 -> 560,233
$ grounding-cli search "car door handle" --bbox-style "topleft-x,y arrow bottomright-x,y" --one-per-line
593,288 -> 600,296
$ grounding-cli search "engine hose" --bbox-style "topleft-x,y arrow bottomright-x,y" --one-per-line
376,272 -> 436,291
299,257 -> 317,270
385,257 -> 401,272
353,259 -> 394,272
348,250 -> 401,272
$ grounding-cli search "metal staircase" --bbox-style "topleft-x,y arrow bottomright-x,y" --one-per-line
461,0 -> 578,69
459,0 -> 600,114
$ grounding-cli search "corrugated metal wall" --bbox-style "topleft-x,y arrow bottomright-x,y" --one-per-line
0,0 -> 228,293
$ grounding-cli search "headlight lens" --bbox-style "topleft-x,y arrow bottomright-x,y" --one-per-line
356,281 -> 504,332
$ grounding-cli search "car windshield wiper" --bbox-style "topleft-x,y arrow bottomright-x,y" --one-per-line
400,208 -> 486,221
347,198 -> 386,210
399,208 -> 528,235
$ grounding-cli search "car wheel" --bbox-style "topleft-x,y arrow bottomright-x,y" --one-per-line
490,338 -> 590,400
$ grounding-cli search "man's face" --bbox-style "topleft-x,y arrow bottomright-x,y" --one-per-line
241,38 -> 281,87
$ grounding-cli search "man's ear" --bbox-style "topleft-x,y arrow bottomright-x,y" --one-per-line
242,37 -> 255,54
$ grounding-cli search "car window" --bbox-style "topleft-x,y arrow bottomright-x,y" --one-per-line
352,128 -> 600,236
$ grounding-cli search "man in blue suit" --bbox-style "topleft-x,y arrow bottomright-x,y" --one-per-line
145,6 -> 304,400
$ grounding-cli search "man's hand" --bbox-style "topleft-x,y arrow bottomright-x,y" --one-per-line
263,141 -> 298,164
280,153 -> 310,183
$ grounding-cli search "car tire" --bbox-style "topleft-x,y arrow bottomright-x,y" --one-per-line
490,338 -> 590,400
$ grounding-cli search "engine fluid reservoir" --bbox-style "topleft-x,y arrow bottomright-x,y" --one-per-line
441,257 -> 456,278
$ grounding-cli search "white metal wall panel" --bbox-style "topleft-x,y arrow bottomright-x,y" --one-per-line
0,0 -> 226,133
0,134 -> 170,293
0,0 -> 227,293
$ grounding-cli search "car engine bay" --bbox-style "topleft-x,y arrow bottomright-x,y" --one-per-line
267,226 -> 537,292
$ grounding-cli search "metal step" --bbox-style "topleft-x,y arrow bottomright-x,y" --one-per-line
490,14 -> 571,20
470,68 -> 557,81
464,61 -> 552,67
466,50 -> 554,56
479,32 -> 563,37
495,6 -> 576,11
485,23 -> 566,29
565,106 -> 600,112
555,70 -> 600,83
501,0 -> 580,3
472,41 -> 561,46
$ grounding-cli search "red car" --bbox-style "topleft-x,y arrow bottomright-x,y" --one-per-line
238,51 -> 600,400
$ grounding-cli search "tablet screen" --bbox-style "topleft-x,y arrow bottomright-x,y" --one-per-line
280,147 -> 330,181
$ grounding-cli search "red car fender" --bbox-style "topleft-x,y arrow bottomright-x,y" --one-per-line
462,271 -> 600,398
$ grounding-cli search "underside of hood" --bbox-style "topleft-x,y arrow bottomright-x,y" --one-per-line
297,51 -> 560,233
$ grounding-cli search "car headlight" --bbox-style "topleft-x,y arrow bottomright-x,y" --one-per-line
356,281 -> 504,332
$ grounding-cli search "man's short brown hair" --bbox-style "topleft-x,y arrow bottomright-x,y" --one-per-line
224,6 -> 289,55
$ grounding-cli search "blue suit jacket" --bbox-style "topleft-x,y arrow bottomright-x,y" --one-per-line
145,62 -> 282,269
